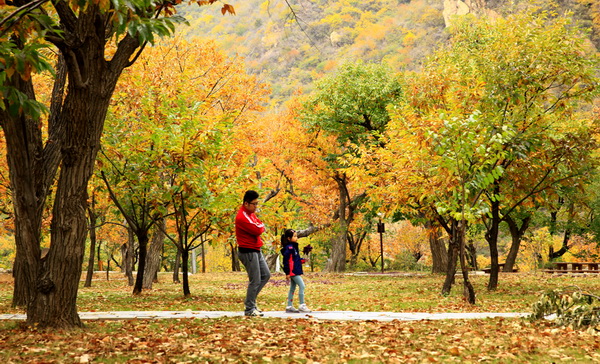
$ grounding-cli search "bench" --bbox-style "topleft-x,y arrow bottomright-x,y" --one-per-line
482,263 -> 519,274
542,262 -> 600,274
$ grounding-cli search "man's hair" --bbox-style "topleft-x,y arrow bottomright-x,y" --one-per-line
243,190 -> 259,203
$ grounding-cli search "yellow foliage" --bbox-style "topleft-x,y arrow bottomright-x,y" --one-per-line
0,234 -> 15,270
518,227 -> 552,272
403,31 -> 417,47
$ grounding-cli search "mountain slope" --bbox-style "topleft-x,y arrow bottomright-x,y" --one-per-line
175,0 -> 599,103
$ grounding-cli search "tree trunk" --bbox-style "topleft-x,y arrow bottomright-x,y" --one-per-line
457,220 -> 476,304
485,187 -> 501,291
326,176 -> 349,272
465,239 -> 478,271
143,219 -> 165,289
426,220 -> 448,274
348,231 -> 367,268
441,219 -> 459,296
4,55 -> 64,309
27,81 -> 113,327
549,202 -> 575,260
173,249 -> 181,283
133,230 -> 149,295
229,240 -> 240,272
504,215 -> 530,271
181,249 -> 190,297
125,229 -> 135,286
201,243 -> 206,273
84,203 -> 98,288
265,253 -> 278,271
4,12 -> 140,326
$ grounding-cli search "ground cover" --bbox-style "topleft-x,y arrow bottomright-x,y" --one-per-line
1,272 -> 599,362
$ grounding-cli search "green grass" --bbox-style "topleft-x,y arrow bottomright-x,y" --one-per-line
2,271 -> 600,314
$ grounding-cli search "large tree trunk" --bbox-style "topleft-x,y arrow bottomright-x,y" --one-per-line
425,220 -> 448,274
3,2 -> 140,325
265,253 -> 278,271
504,215 -> 531,272
3,57 -> 63,308
27,74 -> 114,327
143,219 -> 165,289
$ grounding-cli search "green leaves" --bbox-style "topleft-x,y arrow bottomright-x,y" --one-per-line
529,287 -> 600,330
110,0 -> 187,43
300,61 -> 403,148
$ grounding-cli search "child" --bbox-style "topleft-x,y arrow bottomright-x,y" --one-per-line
280,229 -> 311,313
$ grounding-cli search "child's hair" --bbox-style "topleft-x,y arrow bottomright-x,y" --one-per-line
280,229 -> 296,245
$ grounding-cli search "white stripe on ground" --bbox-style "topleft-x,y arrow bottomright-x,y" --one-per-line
0,311 -> 529,322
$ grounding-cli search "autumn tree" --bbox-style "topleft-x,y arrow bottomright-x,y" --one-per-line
102,37 -> 268,296
0,0 -> 234,327
297,61 -> 403,272
357,12 -> 599,296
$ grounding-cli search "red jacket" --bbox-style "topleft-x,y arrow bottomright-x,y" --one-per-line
235,205 -> 265,250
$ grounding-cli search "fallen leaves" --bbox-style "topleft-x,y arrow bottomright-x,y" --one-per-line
1,317 -> 600,362
2,272 -> 600,361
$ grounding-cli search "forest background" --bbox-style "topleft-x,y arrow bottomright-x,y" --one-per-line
1,0 -> 600,275
2,0 -> 600,326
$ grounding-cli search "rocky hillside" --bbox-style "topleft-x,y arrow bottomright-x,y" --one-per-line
175,0 -> 599,103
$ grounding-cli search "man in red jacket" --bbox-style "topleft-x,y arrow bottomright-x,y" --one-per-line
235,190 -> 271,316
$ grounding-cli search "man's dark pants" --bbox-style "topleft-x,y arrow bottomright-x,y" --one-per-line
238,250 -> 271,314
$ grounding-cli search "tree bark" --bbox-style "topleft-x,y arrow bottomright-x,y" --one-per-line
441,218 -> 459,296
5,52 -> 65,309
125,229 -> 135,286
84,199 -> 99,288
348,230 -> 367,268
132,230 -> 149,295
326,174 -> 349,272
173,249 -> 181,283
457,220 -> 476,304
2,1 -> 141,325
181,249 -> 190,297
229,240 -> 240,271
466,239 -> 478,271
425,220 -> 448,274
549,201 -> 575,260
143,219 -> 165,289
485,186 -> 501,291
503,214 -> 530,271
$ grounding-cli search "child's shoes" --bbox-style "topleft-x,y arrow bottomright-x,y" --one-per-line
285,306 -> 300,313
298,304 -> 311,313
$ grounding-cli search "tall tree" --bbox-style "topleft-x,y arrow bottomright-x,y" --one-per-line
357,12 -> 599,293
0,0 -> 233,327
297,61 -> 402,272
102,36 -> 267,294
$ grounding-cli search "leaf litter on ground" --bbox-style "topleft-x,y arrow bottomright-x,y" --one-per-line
2,271 -> 600,362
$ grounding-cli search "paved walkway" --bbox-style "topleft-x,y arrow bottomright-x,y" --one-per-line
0,310 -> 529,322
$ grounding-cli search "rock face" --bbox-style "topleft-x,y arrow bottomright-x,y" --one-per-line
442,0 -> 499,27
